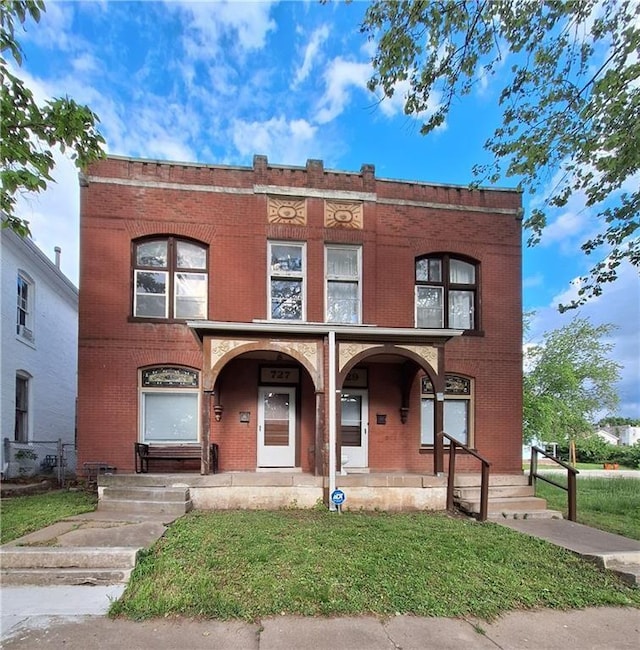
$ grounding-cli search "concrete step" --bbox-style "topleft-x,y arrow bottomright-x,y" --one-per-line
97,498 -> 192,516
457,496 -> 549,515
0,567 -> 132,586
454,485 -> 535,499
453,474 -> 530,487
488,509 -> 564,521
101,486 -> 190,502
0,547 -> 138,570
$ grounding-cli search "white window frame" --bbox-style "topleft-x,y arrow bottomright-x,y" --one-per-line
138,368 -> 200,444
267,241 -> 306,321
420,375 -> 474,447
325,244 -> 362,324
16,271 -> 35,343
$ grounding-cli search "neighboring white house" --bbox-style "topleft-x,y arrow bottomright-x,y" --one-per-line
1,228 -> 78,478
605,425 -> 640,447
594,428 -> 620,445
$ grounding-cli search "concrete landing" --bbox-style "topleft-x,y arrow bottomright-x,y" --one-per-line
495,518 -> 640,585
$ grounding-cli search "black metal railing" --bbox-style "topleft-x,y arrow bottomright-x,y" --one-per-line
529,445 -> 579,521
438,431 -> 491,522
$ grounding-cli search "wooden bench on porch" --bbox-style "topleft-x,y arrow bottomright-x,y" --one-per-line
134,442 -> 219,474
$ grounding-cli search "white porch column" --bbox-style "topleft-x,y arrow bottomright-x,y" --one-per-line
328,330 -> 337,510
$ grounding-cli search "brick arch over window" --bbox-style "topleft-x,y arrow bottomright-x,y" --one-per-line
132,235 -> 208,321
415,253 -> 480,331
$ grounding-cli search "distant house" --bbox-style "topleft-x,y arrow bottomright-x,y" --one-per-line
0,228 -> 78,478
76,154 -> 524,508
594,428 -> 620,445
601,425 -> 640,447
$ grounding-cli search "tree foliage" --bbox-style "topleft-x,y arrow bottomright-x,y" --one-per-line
362,0 -> 639,309
523,317 -> 620,444
1,0 -> 105,236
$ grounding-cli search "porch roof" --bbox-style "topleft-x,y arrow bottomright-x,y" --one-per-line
187,320 -> 464,344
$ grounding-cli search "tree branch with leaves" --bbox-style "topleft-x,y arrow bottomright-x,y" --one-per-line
362,0 -> 639,309
1,0 -> 105,236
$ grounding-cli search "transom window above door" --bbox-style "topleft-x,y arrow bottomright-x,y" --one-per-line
415,254 -> 478,330
133,237 -> 208,320
268,241 -> 305,320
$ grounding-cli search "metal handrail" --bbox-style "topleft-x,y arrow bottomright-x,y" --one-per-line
529,445 -> 579,521
438,431 -> 491,522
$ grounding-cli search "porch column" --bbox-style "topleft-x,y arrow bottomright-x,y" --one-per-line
434,346 -> 446,475
314,390 -> 324,476
328,331 -> 337,509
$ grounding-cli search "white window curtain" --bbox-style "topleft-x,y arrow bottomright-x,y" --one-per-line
449,259 -> 475,284
448,291 -> 474,329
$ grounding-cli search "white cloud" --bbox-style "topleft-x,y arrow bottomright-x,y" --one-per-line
231,116 -> 318,165
314,57 -> 371,124
292,24 -> 330,88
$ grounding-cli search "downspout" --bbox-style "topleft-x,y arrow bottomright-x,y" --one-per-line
328,330 -> 337,510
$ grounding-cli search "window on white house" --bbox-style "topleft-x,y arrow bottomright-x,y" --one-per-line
326,245 -> 361,324
15,373 -> 29,442
420,375 -> 473,447
415,255 -> 477,330
16,273 -> 35,341
134,238 -> 207,320
268,241 -> 305,320
139,367 -> 200,443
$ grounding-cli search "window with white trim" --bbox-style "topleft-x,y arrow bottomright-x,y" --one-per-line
268,241 -> 305,320
139,367 -> 200,443
133,238 -> 208,320
15,373 -> 30,442
16,272 -> 35,342
420,375 -> 473,447
415,255 -> 478,330
326,244 -> 361,324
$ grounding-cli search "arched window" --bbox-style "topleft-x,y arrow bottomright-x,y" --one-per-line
415,255 -> 478,330
139,367 -> 200,443
133,237 -> 208,320
420,374 -> 474,447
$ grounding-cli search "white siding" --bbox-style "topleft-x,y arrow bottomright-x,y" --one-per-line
1,229 -> 78,476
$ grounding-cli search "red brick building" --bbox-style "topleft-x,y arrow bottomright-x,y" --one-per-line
77,154 -> 523,501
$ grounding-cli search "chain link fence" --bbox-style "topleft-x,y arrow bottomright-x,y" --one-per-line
2,438 -> 77,486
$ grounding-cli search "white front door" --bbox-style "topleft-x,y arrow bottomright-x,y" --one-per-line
340,389 -> 368,469
257,387 -> 296,467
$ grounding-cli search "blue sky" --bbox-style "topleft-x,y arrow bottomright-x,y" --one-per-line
12,0 -> 639,419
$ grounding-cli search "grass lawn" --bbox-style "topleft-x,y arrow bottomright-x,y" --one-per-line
0,489 -> 97,544
535,476 -> 640,540
110,510 -> 640,621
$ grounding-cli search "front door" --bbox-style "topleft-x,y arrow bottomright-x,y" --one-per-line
257,387 -> 296,467
340,389 -> 368,469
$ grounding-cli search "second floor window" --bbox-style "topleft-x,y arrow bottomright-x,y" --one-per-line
268,242 -> 305,320
16,273 -> 34,341
415,255 -> 477,330
326,245 -> 361,324
133,238 -> 208,320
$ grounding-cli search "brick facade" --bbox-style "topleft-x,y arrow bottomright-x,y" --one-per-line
77,155 -> 523,477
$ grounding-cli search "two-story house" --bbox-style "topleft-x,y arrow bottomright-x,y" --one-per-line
1,228 -> 78,478
77,155 -> 523,509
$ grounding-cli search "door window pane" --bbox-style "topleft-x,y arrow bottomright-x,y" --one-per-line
341,394 -> 362,446
263,392 -> 290,446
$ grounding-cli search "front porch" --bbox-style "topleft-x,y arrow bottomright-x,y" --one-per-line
98,471 -> 449,512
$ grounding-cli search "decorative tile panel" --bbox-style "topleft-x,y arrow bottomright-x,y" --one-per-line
268,197 -> 306,225
324,201 -> 363,229
398,345 -> 438,371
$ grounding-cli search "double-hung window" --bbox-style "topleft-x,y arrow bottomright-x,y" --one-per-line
134,238 -> 208,320
16,272 -> 34,341
268,242 -> 305,320
415,255 -> 477,330
420,375 -> 473,447
15,373 -> 30,442
326,245 -> 361,324
139,367 -> 200,443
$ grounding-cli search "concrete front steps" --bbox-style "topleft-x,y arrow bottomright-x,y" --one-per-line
454,474 -> 563,520
98,485 -> 193,517
0,547 -> 138,586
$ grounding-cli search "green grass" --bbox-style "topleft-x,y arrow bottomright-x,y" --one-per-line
535,476 -> 640,540
110,510 -> 640,621
0,489 -> 97,544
